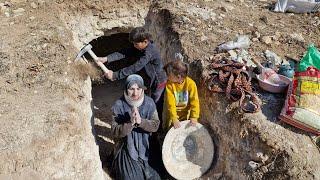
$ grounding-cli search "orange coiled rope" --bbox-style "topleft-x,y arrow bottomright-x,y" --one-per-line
207,58 -> 260,113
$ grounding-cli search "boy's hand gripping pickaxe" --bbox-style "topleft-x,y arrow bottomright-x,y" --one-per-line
75,44 -> 110,74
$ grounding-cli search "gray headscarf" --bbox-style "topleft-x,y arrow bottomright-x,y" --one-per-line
124,74 -> 145,107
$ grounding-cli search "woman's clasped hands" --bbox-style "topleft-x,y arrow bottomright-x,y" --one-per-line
131,107 -> 141,126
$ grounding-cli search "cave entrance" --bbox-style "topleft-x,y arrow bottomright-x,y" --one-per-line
89,33 -> 132,174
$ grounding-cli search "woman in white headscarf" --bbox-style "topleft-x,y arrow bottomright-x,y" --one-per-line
111,74 -> 161,180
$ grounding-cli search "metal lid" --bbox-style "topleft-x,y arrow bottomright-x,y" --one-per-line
162,120 -> 214,180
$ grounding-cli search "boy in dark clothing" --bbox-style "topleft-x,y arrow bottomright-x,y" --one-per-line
98,27 -> 167,104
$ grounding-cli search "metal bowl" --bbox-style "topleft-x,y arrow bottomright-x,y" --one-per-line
162,120 -> 214,180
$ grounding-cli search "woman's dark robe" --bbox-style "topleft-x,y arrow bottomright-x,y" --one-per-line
111,95 -> 160,180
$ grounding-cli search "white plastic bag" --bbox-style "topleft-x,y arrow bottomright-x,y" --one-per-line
261,68 -> 283,85
218,35 -> 251,51
274,0 -> 320,13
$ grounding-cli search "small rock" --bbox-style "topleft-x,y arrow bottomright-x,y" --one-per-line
249,161 -> 259,171
0,3 -> 6,11
4,11 -> 10,17
256,152 -> 269,163
290,33 -> 305,43
213,173 -> 223,179
275,31 -> 281,38
37,0 -> 45,4
261,36 -> 272,45
239,49 -> 252,64
252,38 -> 259,42
12,8 -> 25,16
260,16 -> 268,24
220,6 -> 227,12
29,16 -> 35,20
181,16 -> 191,23
253,31 -> 261,38
261,166 -> 268,173
228,50 -> 238,60
200,34 -> 208,42
272,32 -> 281,41
272,36 -> 278,41
30,2 -> 38,9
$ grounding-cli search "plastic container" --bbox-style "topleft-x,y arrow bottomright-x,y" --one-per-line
257,74 -> 291,93
278,64 -> 295,78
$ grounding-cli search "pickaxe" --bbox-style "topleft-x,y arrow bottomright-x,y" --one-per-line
75,44 -> 109,74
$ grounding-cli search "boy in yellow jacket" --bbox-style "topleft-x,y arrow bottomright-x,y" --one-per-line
163,60 -> 200,131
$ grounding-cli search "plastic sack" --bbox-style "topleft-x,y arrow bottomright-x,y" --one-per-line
217,35 -> 251,52
297,44 -> 320,72
279,67 -> 320,135
274,0 -> 320,13
279,44 -> 320,135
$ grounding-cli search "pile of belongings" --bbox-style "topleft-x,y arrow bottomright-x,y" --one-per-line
279,44 -> 320,135
207,56 -> 260,113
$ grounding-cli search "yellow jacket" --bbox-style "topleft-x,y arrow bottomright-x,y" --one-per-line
163,76 -> 200,130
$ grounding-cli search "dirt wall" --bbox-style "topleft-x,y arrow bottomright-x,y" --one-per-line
0,2 -> 104,179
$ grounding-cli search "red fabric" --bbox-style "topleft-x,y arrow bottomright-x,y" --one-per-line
157,81 -> 167,89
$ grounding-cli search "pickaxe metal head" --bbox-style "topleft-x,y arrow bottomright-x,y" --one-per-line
75,43 -> 109,74
75,44 -> 93,61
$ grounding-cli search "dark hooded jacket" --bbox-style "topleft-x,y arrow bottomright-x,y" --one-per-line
112,42 -> 167,90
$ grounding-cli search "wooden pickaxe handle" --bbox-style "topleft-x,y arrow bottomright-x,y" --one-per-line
87,49 -> 109,74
